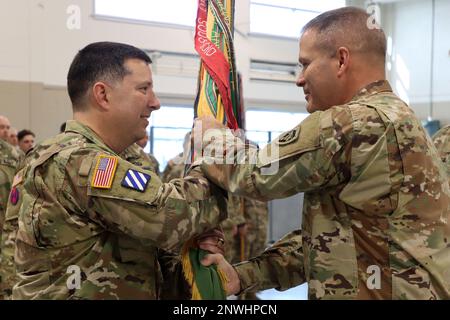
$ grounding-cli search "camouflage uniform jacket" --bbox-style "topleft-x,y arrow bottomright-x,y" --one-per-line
433,125 -> 450,178
0,139 -> 20,234
12,120 -> 226,300
201,80 -> 450,299
0,139 -> 20,298
243,198 -> 268,260
162,153 -> 186,183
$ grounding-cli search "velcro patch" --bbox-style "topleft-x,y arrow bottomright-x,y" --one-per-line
121,169 -> 151,192
276,127 -> 300,145
10,187 -> 19,205
91,155 -> 118,189
12,173 -> 23,188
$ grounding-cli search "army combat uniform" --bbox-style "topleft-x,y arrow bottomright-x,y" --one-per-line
0,140 -> 181,299
146,153 -> 161,177
433,125 -> 450,178
0,139 -> 20,299
243,198 -> 268,260
161,151 -> 247,264
11,120 -> 226,300
200,80 -> 450,299
162,153 -> 185,183
0,139 -> 20,234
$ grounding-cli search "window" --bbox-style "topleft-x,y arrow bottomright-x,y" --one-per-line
145,106 -> 193,170
250,0 -> 346,38
246,110 -> 308,148
145,106 -> 308,172
94,0 -> 197,27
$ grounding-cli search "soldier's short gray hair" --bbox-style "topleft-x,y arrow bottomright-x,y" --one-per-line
302,7 -> 386,63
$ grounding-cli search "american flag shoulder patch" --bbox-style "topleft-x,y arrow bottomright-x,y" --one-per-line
121,169 -> 151,192
91,155 -> 118,189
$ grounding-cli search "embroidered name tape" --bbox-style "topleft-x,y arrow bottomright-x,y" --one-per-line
121,169 -> 151,192
91,155 -> 118,189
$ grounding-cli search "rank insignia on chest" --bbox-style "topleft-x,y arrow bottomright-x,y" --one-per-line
91,155 -> 118,189
121,169 -> 151,192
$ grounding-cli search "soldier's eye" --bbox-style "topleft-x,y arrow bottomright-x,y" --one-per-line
298,62 -> 309,72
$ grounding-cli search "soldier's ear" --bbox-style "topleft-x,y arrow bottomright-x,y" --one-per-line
92,81 -> 111,111
336,47 -> 350,77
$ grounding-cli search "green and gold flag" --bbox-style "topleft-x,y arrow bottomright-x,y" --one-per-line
193,0 -> 241,129
181,0 -> 243,300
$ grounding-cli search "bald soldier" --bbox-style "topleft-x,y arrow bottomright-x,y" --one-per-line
11,42 -> 227,300
196,7 -> 450,299
433,125 -> 450,178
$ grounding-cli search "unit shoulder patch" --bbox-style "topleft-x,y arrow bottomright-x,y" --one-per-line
121,169 -> 151,192
276,127 -> 300,146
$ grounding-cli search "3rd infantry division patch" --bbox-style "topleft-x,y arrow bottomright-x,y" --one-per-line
121,169 -> 151,192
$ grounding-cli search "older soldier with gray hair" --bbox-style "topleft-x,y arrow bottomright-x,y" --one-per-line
10,42 -> 227,300
196,7 -> 450,299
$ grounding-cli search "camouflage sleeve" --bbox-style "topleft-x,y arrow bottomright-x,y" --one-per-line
161,161 -> 174,183
243,197 -> 268,221
157,249 -> 191,299
200,108 -> 352,200
62,152 -> 228,252
147,154 -> 161,177
226,194 -> 246,226
0,165 -> 15,228
233,229 -> 306,293
432,125 -> 450,176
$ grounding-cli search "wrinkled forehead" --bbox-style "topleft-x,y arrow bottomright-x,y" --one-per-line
0,117 -> 11,127
299,30 -> 319,59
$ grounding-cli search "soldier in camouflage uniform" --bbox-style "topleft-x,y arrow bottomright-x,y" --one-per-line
11,42 -> 227,300
0,115 -> 21,299
197,7 -> 450,299
243,198 -> 268,260
161,131 -> 191,183
0,116 -> 20,234
161,139 -> 247,265
136,130 -> 161,176
0,140 -> 182,300
228,197 -> 268,300
220,195 -> 246,264
433,125 -> 450,178
162,153 -> 185,183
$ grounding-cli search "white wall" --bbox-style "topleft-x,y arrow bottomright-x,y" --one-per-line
0,0 -> 304,111
383,0 -> 450,124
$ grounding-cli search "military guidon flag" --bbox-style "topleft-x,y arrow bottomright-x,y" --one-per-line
181,0 -> 245,300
